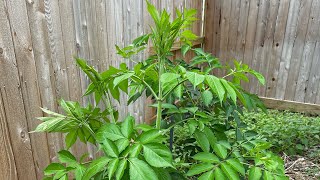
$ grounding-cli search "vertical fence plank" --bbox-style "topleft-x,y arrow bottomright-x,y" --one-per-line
294,0 -> 320,102
26,0 -> 63,164
5,0 -> 52,178
250,0 -> 269,94
265,0 -> 290,98
242,0 -> 260,91
0,91 -> 18,180
226,0 -> 241,60
235,0 -> 250,61
306,41 -> 320,104
257,0 -> 280,96
284,0 -> 313,100
0,0 -> 38,178
275,0 -> 301,99
72,0 -> 92,159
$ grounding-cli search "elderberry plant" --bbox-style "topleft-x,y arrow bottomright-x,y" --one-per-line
34,1 -> 287,180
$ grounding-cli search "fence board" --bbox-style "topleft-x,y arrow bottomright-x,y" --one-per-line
0,0 -> 38,179
206,0 -> 320,105
0,1 -> 203,179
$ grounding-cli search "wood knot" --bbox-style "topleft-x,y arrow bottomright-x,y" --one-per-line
0,47 -> 3,54
20,131 -> 26,138
28,46 -> 33,51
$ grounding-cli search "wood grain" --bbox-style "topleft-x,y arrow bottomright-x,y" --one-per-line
260,97 -> 320,115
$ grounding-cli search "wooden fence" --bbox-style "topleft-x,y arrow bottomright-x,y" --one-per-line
205,0 -> 320,104
0,0 -> 204,179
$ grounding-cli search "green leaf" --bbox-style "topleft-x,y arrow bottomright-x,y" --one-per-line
186,71 -> 205,87
107,158 -> 119,180
226,159 -> 245,176
96,123 -> 124,142
250,70 -> 265,85
188,120 -> 197,134
143,143 -> 173,168
57,150 -> 77,164
146,0 -> 160,25
65,130 -> 78,149
194,130 -> 210,152
114,72 -> 134,87
121,116 -> 135,138
129,143 -> 142,157
199,170 -> 214,180
129,158 -> 158,180
263,171 -> 274,180
101,139 -> 119,158
213,143 -> 228,159
203,127 -> 217,149
40,108 -> 65,117
82,157 -> 110,180
193,152 -> 219,163
33,117 -> 68,132
248,167 -> 262,180
205,75 -> 225,103
135,124 -> 153,131
132,34 -> 150,47
115,138 -> 130,153
201,90 -> 213,106
186,163 -> 214,176
160,73 -> 180,84
214,167 -> 227,180
75,165 -> 86,180
181,44 -> 191,57
150,103 -> 177,109
220,79 -> 237,104
44,163 -> 65,176
221,162 -> 240,180
138,129 -> 162,144
115,159 -> 127,180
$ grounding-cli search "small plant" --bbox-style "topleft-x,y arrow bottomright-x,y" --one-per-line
34,1 -> 287,179
241,110 -> 320,155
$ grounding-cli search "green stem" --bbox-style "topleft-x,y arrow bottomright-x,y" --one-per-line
156,56 -> 164,129
103,92 -> 116,123
132,75 -> 158,99
161,78 -> 187,100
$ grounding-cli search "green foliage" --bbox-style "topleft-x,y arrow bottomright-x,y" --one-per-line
34,1 -> 287,180
241,110 -> 320,155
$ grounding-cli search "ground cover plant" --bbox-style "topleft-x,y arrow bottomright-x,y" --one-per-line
34,1 -> 287,179
241,110 -> 320,155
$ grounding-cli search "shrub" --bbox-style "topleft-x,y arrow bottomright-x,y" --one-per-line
34,1 -> 287,179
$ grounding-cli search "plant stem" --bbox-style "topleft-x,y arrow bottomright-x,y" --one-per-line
156,55 -> 164,129
103,92 -> 116,123
132,75 -> 158,99
162,78 -> 187,100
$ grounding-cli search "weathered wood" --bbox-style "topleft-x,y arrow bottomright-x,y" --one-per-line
206,0 -> 320,105
6,0 -> 52,178
307,42 -> 320,104
294,0 -> 320,102
260,97 -> 320,115
0,0 -> 37,178
235,0 -> 250,61
257,0 -> 280,96
0,86 -> 18,180
242,0 -> 259,91
265,0 -> 290,98
250,0 -> 269,94
226,0 -> 241,61
284,0 -> 313,100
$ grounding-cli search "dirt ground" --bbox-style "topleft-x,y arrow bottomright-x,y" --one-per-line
284,146 -> 320,180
